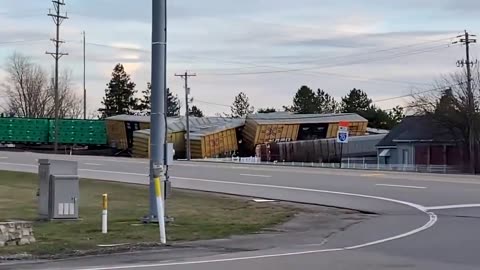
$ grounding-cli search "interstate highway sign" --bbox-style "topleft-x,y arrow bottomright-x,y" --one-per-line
337,130 -> 349,144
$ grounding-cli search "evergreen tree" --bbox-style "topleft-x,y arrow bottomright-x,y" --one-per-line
316,89 -> 339,113
166,88 -> 180,117
286,86 -> 338,114
136,83 -> 180,117
341,88 -> 372,113
388,106 -> 405,126
289,86 -> 317,114
99,64 -> 137,118
341,88 -> 404,129
230,92 -> 254,118
136,82 -> 151,112
189,105 -> 204,117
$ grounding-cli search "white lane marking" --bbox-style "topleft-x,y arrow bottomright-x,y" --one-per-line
84,163 -> 103,166
346,212 -> 437,249
362,173 -> 385,177
173,176 -> 428,211
72,176 -> 437,270
0,157 -> 8,159
253,199 -> 276,203
74,248 -> 345,270
174,163 -> 200,167
425,204 -> 480,211
375,184 -> 427,190
79,169 -> 147,177
240,173 -> 272,178
0,162 -> 36,168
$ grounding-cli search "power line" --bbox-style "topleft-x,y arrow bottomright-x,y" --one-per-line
288,35 -> 458,65
373,83 -> 465,103
312,44 -> 454,70
0,39 -> 49,46
209,43 -> 455,76
192,44 -> 456,88
194,83 -> 462,112
77,39 -> 449,87
85,41 -> 150,53
194,99 -> 231,108
190,36 -> 456,74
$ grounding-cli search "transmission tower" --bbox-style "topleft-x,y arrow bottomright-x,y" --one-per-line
46,0 -> 68,153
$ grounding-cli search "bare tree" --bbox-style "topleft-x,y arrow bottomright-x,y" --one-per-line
1,53 -> 82,119
2,53 -> 51,117
411,66 -> 480,172
49,70 -> 83,119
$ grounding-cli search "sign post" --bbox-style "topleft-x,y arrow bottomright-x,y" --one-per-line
337,122 -> 349,168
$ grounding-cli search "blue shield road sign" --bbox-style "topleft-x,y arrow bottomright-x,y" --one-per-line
337,131 -> 349,144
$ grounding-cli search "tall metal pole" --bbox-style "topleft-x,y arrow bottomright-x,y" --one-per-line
149,0 -> 167,226
175,72 -> 196,160
83,31 -> 86,120
46,0 -> 68,154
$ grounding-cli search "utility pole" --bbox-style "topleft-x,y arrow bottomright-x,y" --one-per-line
146,0 -> 167,244
83,31 -> 86,120
175,72 -> 196,160
46,0 -> 68,154
455,30 -> 477,173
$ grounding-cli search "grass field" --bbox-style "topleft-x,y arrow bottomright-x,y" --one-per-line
0,171 -> 296,257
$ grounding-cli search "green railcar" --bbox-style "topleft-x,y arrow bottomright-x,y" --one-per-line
0,117 -> 107,145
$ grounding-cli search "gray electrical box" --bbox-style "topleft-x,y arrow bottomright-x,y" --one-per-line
38,159 -> 79,220
50,175 -> 80,219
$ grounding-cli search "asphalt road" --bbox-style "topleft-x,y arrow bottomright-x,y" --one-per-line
1,151 -> 480,270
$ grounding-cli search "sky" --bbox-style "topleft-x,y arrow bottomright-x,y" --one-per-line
0,0 -> 479,116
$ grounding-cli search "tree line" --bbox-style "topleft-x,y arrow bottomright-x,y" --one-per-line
231,86 -> 405,130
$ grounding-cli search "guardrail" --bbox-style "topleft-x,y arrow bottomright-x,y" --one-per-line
201,156 -> 464,174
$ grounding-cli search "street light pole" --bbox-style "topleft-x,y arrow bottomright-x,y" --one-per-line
148,0 -> 167,243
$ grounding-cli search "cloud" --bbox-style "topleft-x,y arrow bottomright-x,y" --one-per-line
1,0 -> 479,116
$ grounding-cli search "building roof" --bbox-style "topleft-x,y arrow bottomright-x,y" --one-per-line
376,115 -> 460,147
247,112 -> 367,125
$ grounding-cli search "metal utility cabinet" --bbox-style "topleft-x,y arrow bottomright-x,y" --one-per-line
38,159 -> 80,220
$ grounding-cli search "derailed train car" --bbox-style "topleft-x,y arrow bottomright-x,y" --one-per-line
257,134 -> 386,163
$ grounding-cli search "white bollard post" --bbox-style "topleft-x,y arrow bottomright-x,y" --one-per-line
102,194 -> 108,234
154,177 -> 167,244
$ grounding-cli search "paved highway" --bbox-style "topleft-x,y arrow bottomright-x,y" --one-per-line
1,151 -> 480,269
